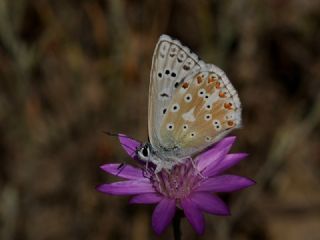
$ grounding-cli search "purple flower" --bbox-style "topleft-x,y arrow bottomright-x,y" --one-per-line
97,134 -> 255,235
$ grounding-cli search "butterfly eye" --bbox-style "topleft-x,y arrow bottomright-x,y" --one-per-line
137,144 -> 151,161
184,93 -> 192,103
142,147 -> 149,157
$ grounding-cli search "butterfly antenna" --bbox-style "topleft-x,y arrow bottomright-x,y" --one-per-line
102,131 -> 119,137
102,131 -> 139,154
116,163 -> 127,176
103,131 -> 137,140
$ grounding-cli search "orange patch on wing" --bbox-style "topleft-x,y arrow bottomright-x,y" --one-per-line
219,91 -> 226,98
197,76 -> 203,84
227,120 -> 234,127
182,82 -> 189,89
224,102 -> 233,110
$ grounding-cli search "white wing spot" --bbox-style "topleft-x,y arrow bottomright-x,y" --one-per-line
184,93 -> 192,103
182,124 -> 188,131
190,132 -> 196,137
212,119 -> 222,130
198,88 -> 206,97
204,114 -> 212,121
182,108 -> 196,122
166,123 -> 174,131
171,103 -> 180,112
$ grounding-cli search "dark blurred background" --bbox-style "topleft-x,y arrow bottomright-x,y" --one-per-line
0,0 -> 319,239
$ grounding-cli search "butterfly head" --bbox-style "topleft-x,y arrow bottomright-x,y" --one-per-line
137,142 -> 152,162
137,142 -> 180,173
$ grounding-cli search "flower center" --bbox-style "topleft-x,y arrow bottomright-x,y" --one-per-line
151,161 -> 202,199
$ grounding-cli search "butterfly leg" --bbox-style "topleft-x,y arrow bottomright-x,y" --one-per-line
154,164 -> 163,174
188,157 -> 206,179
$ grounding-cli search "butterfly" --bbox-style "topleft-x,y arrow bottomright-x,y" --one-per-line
135,35 -> 241,173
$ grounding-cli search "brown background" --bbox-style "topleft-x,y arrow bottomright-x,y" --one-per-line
0,0 -> 320,239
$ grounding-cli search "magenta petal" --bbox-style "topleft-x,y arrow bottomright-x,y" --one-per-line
206,153 -> 248,177
97,179 -> 155,195
189,192 -> 230,216
118,134 -> 141,158
196,136 -> 236,171
130,193 -> 163,204
152,198 -> 176,235
197,147 -> 229,173
181,198 -> 205,235
100,164 -> 144,179
214,136 -> 236,151
197,174 -> 256,192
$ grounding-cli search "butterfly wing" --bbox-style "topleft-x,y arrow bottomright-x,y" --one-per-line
148,35 -> 205,148
148,35 -> 241,160
159,64 -> 241,158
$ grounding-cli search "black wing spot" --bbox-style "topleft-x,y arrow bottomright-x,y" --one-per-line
171,72 -> 177,77
183,65 -> 190,71
165,69 -> 170,75
158,72 -> 162,78
160,93 -> 169,98
174,82 -> 179,88
163,108 -> 167,114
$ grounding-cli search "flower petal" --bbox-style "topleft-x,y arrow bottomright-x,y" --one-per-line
130,193 -> 163,204
118,134 -> 141,158
196,136 -> 236,172
205,153 -> 248,177
196,147 -> 229,173
96,179 -> 155,195
181,198 -> 205,235
152,198 -> 176,235
214,136 -> 236,151
100,163 -> 144,180
189,192 -> 230,216
197,174 -> 256,192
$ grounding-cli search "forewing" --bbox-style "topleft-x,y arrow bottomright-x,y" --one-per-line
159,64 -> 242,158
148,35 -> 205,148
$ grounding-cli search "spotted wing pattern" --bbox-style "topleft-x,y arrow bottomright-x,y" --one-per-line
148,35 -> 205,148
159,64 -> 241,158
